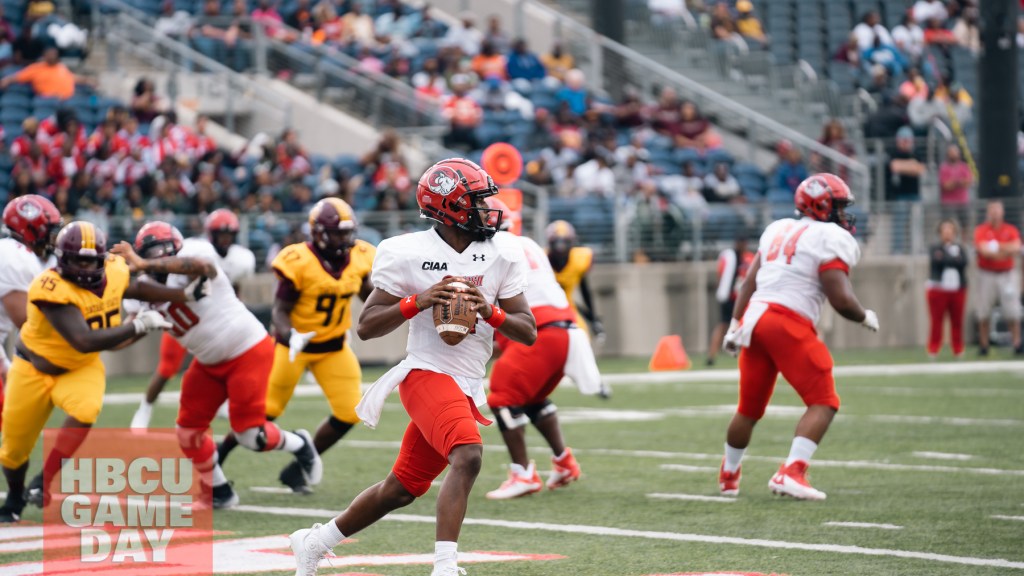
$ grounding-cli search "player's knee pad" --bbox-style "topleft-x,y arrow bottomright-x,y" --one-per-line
492,406 -> 530,432
236,423 -> 281,452
523,400 -> 557,425
176,428 -> 215,463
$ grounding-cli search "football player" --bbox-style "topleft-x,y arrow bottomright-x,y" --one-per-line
0,221 -> 206,522
483,198 -> 604,500
719,173 -> 879,501
114,222 -> 320,508
707,232 -> 756,366
217,198 -> 373,494
130,209 -> 255,429
0,196 -> 62,426
289,158 -> 536,576
547,220 -> 604,341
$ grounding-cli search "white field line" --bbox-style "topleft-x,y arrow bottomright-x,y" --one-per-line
823,521 -> 903,530
992,515 -> 1024,522
647,492 -> 736,503
912,451 -> 975,461
249,486 -> 294,494
659,464 -> 719,473
342,440 -> 1024,477
232,504 -> 1024,570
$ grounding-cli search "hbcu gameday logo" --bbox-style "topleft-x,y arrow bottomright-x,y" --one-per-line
42,429 -> 212,573
427,167 -> 460,196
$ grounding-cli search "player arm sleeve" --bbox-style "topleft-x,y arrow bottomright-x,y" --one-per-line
818,230 -> 861,275
370,243 -> 408,298
715,250 -> 736,303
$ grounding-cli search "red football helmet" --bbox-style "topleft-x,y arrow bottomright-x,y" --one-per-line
794,173 -> 856,232
2,194 -> 62,256
309,197 -> 357,261
483,197 -> 509,232
134,221 -> 184,284
205,208 -> 240,257
54,221 -> 108,288
416,158 -> 500,239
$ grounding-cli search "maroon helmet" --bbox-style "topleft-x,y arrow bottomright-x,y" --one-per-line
309,197 -> 357,260
54,221 -> 108,288
2,194 -> 62,256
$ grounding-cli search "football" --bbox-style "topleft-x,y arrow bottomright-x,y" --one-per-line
433,281 -> 477,346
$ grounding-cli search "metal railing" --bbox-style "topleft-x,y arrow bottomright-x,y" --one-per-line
103,12 -> 293,136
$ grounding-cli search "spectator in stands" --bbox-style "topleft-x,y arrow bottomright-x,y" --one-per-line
710,2 -> 741,45
471,40 -> 507,80
341,2 -> 375,46
252,0 -> 287,40
10,117 -> 39,159
703,161 -> 742,203
908,90 -> 949,128
952,6 -> 980,53
939,144 -> 972,207
131,78 -> 162,124
974,200 -> 1023,356
899,67 -> 929,101
829,34 -> 858,69
863,35 -> 907,77
555,69 -> 589,116
541,42 -> 574,82
443,12 -> 483,56
658,159 -> 707,213
356,46 -> 385,74
506,38 -> 546,83
648,0 -> 689,25
25,0 -> 54,23
819,119 -> 854,158
155,0 -> 194,39
411,57 -> 448,101
923,17 -> 957,46
864,93 -> 909,137
913,0 -> 949,25
650,86 -> 682,136
286,0 -> 313,32
610,86 -> 647,129
485,15 -> 511,54
0,6 -> 15,65
852,11 -> 893,52
441,74 -> 482,150
772,146 -> 808,193
886,126 -> 924,201
10,164 -> 41,198
538,132 -> 580,185
735,1 -> 768,48
926,219 -> 968,359
310,3 -> 343,46
411,5 -> 446,39
676,101 -> 719,151
572,149 -> 616,198
0,46 -> 80,99
891,13 -> 925,61
12,25 -> 43,65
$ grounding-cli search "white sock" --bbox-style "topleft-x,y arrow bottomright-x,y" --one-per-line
317,519 -> 345,549
211,462 -> 228,487
509,462 -> 527,477
723,443 -> 745,473
278,430 -> 305,452
785,436 -> 818,466
434,540 -> 458,568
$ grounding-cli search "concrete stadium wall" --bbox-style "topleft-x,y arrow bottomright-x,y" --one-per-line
101,256 -> 984,376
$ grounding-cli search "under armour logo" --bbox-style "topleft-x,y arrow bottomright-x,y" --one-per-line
473,254 -> 485,261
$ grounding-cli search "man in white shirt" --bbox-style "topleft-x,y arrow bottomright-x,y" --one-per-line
289,159 -> 536,576
852,11 -> 894,51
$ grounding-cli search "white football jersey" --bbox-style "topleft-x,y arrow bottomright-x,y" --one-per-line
503,232 -> 570,310
372,229 -> 528,384
748,217 -> 861,325
197,239 -> 256,288
0,238 -> 53,340
155,240 -> 266,365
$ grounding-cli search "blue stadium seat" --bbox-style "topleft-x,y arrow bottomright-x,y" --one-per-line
0,107 -> 28,123
767,187 -> 793,204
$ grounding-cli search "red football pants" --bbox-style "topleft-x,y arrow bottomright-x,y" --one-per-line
926,288 -> 966,355
488,325 -> 569,408
737,305 -> 839,420
157,332 -> 188,379
176,336 -> 274,433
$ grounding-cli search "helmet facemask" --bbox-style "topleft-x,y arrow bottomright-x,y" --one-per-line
313,222 -> 356,266
139,241 -> 180,283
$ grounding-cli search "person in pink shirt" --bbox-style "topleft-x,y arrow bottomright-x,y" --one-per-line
939,144 -> 972,206
252,0 -> 286,39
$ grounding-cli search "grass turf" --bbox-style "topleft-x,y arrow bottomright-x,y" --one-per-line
2,349 -> 1023,575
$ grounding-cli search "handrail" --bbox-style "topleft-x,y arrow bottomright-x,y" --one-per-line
519,0 -> 871,200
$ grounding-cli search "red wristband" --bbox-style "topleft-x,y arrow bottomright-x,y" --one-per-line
399,294 -> 420,319
485,305 -> 506,328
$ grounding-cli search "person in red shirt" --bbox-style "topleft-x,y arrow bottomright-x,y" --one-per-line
973,200 -> 1022,356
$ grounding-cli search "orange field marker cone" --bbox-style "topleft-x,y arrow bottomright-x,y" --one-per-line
649,335 -> 691,371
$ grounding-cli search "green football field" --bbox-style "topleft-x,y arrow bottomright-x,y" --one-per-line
1,349 -> 1023,576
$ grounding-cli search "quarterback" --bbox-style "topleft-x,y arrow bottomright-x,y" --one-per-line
116,221 -> 320,508
289,158 -> 536,576
0,221 -> 205,522
719,173 -> 879,500
130,209 -> 256,429
218,198 -> 373,494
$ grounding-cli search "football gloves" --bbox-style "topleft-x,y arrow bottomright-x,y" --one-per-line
184,275 -> 211,302
132,310 -> 173,334
722,318 -> 742,357
862,309 -> 879,332
288,328 -> 316,362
